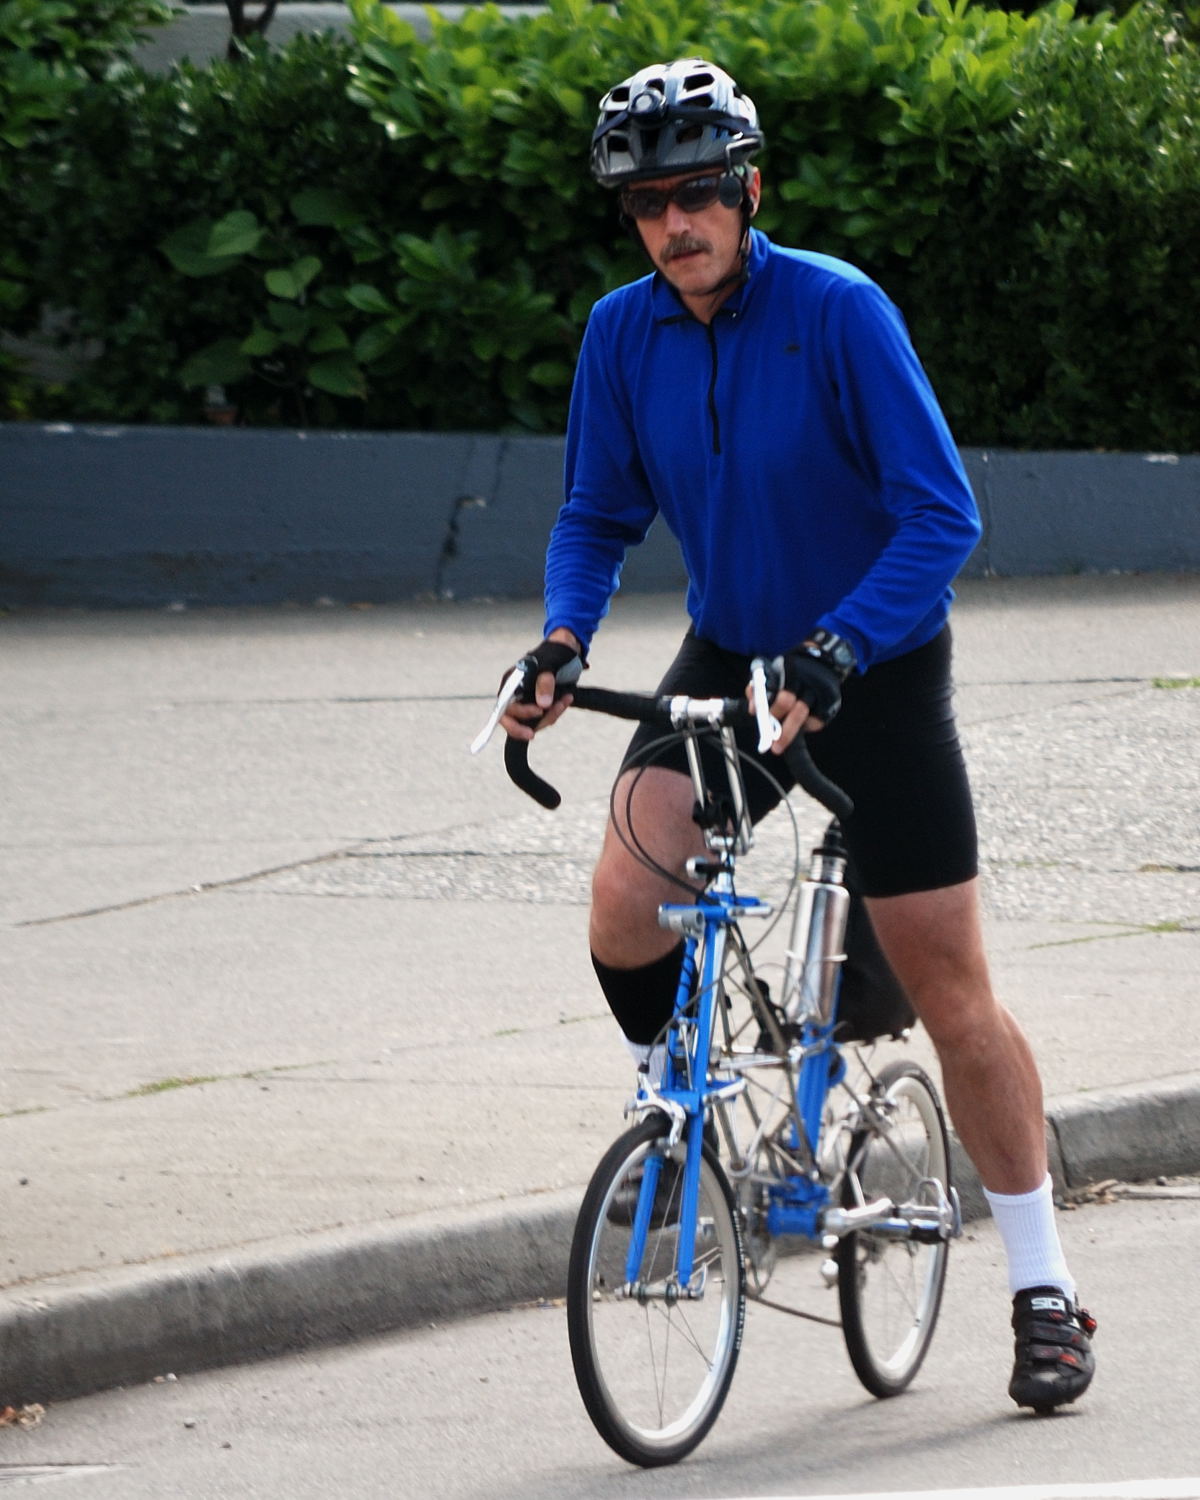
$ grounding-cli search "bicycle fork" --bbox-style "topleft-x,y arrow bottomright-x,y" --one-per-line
620,892 -> 761,1299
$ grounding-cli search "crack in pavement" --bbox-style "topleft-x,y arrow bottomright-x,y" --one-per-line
12,849 -> 356,928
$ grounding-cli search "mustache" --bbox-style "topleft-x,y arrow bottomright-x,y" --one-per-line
663,235 -> 710,261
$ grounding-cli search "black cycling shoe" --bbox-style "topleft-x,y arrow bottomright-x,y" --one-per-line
607,1155 -> 682,1230
1009,1285 -> 1097,1413
607,1122 -> 718,1229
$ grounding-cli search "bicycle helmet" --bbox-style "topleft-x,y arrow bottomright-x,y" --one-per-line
590,58 -> 763,188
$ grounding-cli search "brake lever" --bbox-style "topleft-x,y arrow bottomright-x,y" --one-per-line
469,665 -> 525,755
749,656 -> 783,755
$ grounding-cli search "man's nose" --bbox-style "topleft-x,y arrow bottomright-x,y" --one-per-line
663,200 -> 693,233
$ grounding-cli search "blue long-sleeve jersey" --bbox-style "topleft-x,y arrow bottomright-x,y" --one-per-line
544,229 -> 981,672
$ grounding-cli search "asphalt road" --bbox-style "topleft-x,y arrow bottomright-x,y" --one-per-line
1,1180 -> 1197,1498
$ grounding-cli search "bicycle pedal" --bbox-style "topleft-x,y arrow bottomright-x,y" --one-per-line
753,1020 -> 804,1053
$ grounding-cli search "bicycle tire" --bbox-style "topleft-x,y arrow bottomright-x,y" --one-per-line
567,1112 -> 745,1467
836,1059 -> 951,1397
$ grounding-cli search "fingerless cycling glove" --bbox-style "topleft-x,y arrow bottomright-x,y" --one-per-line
511,638 -> 583,702
776,650 -> 843,724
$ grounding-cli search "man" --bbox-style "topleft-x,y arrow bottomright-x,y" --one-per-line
499,57 -> 1095,1411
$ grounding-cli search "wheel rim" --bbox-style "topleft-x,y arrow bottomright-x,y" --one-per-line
581,1135 -> 742,1456
843,1071 -> 948,1382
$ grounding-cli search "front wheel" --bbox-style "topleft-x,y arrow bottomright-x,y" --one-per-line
566,1113 -> 745,1467
837,1060 -> 951,1397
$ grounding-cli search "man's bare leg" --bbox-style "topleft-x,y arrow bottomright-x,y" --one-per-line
868,877 -> 1095,1409
866,878 -> 1045,1195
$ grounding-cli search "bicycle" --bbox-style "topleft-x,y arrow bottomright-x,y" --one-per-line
474,659 -> 961,1468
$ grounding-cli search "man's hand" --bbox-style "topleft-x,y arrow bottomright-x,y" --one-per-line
755,649 -> 843,753
498,629 -> 583,741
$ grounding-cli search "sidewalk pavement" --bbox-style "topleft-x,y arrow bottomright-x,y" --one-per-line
2,573 -> 1198,1405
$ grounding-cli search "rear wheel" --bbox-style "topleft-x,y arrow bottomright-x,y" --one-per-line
837,1060 -> 951,1396
566,1113 -> 745,1467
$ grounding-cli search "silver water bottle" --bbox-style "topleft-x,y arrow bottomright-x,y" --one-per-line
782,836 -> 850,1026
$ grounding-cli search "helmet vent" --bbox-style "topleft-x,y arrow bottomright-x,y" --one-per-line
684,69 -> 716,103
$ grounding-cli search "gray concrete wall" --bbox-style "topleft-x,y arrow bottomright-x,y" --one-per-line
1,422 -> 1196,609
959,449 -> 1197,578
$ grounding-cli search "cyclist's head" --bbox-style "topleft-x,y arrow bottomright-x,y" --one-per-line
590,60 -> 763,308
589,59 -> 763,196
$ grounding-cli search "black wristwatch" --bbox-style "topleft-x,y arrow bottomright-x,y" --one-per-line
798,629 -> 857,682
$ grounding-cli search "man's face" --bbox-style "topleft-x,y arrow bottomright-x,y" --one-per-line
622,167 -> 761,305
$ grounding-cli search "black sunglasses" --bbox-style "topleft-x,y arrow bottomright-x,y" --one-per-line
619,174 -> 728,221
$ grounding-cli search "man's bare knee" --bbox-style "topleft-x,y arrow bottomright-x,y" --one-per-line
590,852 -> 665,960
589,766 -> 701,966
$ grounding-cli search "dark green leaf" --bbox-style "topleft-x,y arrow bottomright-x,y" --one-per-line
345,283 -> 394,314
308,352 -> 367,398
207,210 -> 262,259
179,338 -> 249,388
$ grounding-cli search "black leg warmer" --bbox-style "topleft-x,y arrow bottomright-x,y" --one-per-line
591,943 -> 685,1046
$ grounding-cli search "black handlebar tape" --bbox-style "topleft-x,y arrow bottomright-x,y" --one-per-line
501,688 -> 665,810
570,686 -> 670,721
503,733 -> 561,811
572,686 -> 752,723
783,731 -> 855,824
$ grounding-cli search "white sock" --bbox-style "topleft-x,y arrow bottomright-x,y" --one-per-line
983,1173 -> 1075,1301
623,1039 -> 667,1090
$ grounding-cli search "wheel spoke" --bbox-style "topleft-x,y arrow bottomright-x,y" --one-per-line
567,1117 -> 745,1467
837,1062 -> 951,1397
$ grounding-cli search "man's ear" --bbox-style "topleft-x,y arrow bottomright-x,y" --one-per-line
747,167 -> 762,218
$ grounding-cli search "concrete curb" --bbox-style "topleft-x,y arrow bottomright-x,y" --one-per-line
3,1073 -> 1198,1406
1050,1073 -> 1200,1189
0,1192 -> 581,1406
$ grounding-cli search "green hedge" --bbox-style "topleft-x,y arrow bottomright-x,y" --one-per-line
0,0 -> 176,403
900,7 -> 1200,449
5,32 -> 398,425
3,0 -> 1199,449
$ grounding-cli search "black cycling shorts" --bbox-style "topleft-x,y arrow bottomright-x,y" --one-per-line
619,625 -> 978,899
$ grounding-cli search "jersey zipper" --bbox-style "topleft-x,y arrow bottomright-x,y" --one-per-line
663,301 -> 736,456
706,321 -> 721,456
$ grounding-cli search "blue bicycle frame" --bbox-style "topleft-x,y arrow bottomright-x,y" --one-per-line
624,875 -> 849,1288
